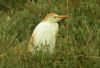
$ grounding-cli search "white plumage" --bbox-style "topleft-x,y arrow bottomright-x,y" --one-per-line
28,13 -> 68,54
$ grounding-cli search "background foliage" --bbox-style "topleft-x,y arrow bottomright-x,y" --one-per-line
0,0 -> 100,68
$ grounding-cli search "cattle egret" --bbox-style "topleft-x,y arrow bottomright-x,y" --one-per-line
28,13 -> 69,54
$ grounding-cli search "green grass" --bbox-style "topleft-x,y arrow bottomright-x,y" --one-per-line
0,0 -> 100,68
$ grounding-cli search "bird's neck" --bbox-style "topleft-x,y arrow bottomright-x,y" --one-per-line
41,20 -> 56,24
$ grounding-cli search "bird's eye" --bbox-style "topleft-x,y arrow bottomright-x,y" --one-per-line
54,16 -> 57,18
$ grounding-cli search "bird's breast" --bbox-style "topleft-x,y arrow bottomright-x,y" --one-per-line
33,22 -> 59,46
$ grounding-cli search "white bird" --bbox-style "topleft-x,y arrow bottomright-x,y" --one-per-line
28,13 -> 69,54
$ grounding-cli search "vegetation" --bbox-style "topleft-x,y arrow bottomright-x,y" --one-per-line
0,0 -> 100,68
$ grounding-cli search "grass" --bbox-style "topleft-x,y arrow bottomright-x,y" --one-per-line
0,0 -> 100,68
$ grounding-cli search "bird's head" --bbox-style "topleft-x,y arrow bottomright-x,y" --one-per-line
42,13 -> 69,23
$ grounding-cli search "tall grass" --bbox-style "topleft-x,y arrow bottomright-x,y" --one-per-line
0,0 -> 100,68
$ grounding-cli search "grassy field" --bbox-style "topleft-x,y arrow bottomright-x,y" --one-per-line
0,0 -> 100,68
